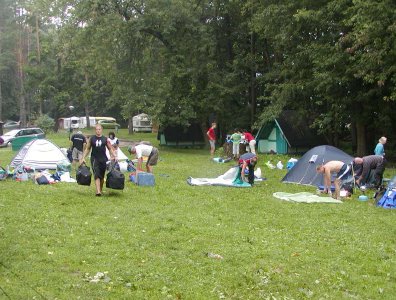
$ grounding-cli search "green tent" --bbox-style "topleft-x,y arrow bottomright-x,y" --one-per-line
255,111 -> 326,154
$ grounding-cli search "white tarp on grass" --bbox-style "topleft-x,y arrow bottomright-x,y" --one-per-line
273,192 -> 343,203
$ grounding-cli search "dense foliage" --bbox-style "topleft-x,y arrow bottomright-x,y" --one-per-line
0,0 -> 395,155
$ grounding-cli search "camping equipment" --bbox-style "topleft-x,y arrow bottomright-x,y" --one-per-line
286,158 -> 298,170
273,192 -> 343,204
358,195 -> 369,201
67,148 -> 73,162
10,139 -> 68,170
376,176 -> 396,209
106,162 -> 125,190
76,164 -> 92,186
136,172 -> 155,186
57,159 -> 71,172
0,167 -> 7,180
36,175 -> 50,185
187,167 -> 252,188
282,145 -> 353,187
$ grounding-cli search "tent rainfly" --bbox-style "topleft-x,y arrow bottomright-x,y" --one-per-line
281,145 -> 354,187
11,139 -> 68,170
255,110 -> 326,154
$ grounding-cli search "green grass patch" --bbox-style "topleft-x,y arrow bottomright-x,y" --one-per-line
0,131 -> 395,299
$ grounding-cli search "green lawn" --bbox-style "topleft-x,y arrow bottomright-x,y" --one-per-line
0,130 -> 395,299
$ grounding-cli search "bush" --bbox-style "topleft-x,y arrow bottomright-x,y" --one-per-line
34,114 -> 55,133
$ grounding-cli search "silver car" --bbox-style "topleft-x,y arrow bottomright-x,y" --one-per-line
0,128 -> 45,147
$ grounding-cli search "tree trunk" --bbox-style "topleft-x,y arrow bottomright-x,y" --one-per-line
250,32 -> 256,127
35,15 -> 42,115
17,16 -> 27,127
128,116 -> 133,134
0,23 -> 2,121
355,121 -> 367,157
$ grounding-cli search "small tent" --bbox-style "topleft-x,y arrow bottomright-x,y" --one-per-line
255,111 -> 326,154
282,145 -> 353,187
11,139 -> 68,170
158,123 -> 205,147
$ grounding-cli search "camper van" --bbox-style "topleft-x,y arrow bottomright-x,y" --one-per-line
132,113 -> 152,132
78,116 -> 117,129
79,117 -> 97,129
58,117 -> 80,130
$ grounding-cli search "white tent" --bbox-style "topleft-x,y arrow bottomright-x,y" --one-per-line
11,139 -> 68,170
106,147 -> 128,161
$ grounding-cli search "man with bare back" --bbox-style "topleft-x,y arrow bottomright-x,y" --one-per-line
316,161 -> 352,199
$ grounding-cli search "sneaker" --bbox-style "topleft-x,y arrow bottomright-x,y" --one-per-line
96,193 -> 102,197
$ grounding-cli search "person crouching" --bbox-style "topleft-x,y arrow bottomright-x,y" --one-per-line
239,152 -> 258,185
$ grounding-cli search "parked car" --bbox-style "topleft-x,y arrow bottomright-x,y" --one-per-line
98,120 -> 120,129
0,128 -> 45,148
3,120 -> 20,130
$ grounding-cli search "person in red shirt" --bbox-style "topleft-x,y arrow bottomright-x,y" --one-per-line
243,130 -> 256,154
206,122 -> 217,157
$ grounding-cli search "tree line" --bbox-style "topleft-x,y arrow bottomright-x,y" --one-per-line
0,0 -> 395,156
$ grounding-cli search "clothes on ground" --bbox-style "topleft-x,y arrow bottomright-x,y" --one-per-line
273,192 -> 343,203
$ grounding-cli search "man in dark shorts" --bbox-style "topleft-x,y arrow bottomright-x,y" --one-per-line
70,131 -> 87,169
127,144 -> 159,173
316,161 -> 352,199
80,124 -> 117,196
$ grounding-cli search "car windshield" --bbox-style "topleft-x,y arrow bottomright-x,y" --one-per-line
3,129 -> 19,136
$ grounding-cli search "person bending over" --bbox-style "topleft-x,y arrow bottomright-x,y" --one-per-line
316,161 -> 351,199
128,144 -> 159,173
239,152 -> 258,185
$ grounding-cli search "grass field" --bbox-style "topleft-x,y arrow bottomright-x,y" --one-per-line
0,130 -> 395,299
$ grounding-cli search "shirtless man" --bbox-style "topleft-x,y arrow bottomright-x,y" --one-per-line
316,161 -> 351,199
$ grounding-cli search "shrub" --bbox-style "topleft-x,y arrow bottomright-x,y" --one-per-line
34,114 -> 55,133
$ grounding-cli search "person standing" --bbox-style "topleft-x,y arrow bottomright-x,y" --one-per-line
108,131 -> 119,150
242,130 -> 256,154
70,131 -> 87,169
374,136 -> 387,157
128,144 -> 159,173
80,124 -> 117,196
230,129 -> 242,159
206,122 -> 217,157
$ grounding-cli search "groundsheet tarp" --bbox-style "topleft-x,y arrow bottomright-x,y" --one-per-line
273,192 -> 343,203
187,167 -> 251,188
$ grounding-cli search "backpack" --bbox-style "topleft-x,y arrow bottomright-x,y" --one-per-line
106,161 -> 125,190
76,164 -> 92,186
377,187 -> 396,209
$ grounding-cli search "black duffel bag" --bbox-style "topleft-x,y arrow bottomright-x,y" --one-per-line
106,161 -> 125,190
76,164 -> 92,186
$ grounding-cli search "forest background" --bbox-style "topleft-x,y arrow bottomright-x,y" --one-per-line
0,0 -> 395,157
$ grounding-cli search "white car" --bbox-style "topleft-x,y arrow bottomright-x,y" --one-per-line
0,128 -> 45,148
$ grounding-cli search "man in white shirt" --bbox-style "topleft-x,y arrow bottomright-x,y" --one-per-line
128,144 -> 159,173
